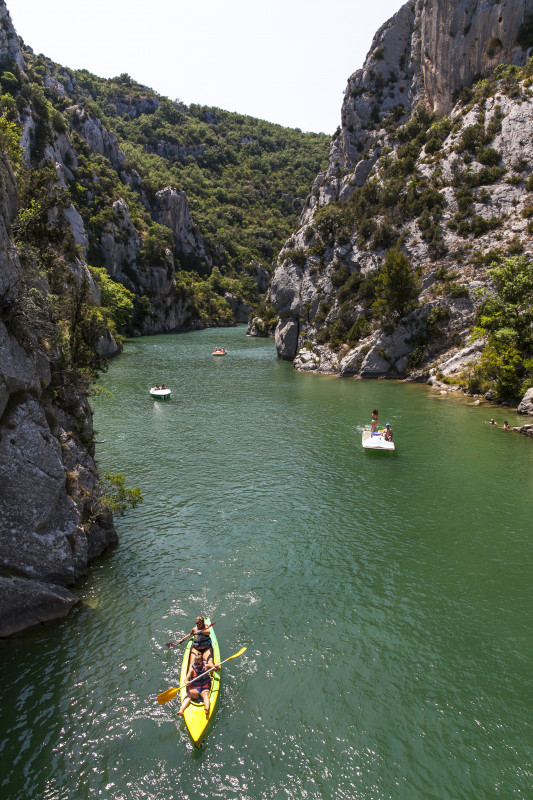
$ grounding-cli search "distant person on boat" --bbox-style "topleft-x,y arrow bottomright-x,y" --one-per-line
503,420 -> 510,430
490,418 -> 498,425
383,423 -> 393,442
178,652 -> 220,719
371,409 -> 379,432
155,385 -> 160,390
161,384 -> 166,389
180,616 -> 215,667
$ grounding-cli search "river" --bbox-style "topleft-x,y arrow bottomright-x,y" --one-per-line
1,326 -> 532,800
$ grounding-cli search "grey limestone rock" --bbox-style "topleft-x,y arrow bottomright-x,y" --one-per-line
0,2 -> 25,72
69,107 -> 126,171
517,387 -> 533,414
271,0 -> 533,392
0,576 -> 79,638
275,318 -> 300,360
153,187 -> 210,262
223,292 -> 252,324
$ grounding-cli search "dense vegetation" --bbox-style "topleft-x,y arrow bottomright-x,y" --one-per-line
26,58 -> 329,275
0,44 -> 329,390
286,57 -> 533,400
469,256 -> 533,399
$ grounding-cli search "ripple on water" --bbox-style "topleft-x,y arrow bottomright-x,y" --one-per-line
1,330 -> 532,800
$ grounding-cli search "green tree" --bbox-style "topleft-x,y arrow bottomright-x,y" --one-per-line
100,472 -> 143,516
472,255 -> 533,398
89,265 -> 135,332
373,247 -> 419,319
140,223 -> 174,266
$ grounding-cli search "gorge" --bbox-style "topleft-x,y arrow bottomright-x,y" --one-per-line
1,0 -> 533,636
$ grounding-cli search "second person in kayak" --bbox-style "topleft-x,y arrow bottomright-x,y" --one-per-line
178,651 -> 220,718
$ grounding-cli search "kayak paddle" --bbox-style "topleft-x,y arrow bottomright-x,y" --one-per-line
157,646 -> 247,705
165,622 -> 215,648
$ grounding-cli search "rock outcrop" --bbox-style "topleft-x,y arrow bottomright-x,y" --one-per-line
0,3 -> 119,635
0,151 -> 116,636
153,187 -> 210,263
517,386 -> 533,413
270,0 -> 533,412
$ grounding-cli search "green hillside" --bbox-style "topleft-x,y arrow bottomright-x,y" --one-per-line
28,56 -> 330,276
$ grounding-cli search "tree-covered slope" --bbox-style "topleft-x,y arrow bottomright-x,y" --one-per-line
23,52 -> 329,281
268,0 -> 533,405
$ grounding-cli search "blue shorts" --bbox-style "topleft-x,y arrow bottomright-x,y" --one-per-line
189,683 -> 210,698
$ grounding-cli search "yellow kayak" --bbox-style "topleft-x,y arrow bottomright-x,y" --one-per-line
179,617 -> 220,746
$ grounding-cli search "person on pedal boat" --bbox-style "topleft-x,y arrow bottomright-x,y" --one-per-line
179,616 -> 214,667
371,409 -> 379,433
383,423 -> 393,442
178,651 -> 220,718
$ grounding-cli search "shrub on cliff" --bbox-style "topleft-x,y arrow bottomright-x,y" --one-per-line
471,255 -> 533,398
517,14 -> 533,50
89,266 -> 135,334
373,247 -> 420,321
0,111 -> 22,167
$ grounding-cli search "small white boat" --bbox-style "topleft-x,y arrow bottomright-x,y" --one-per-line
212,348 -> 226,356
362,429 -> 395,451
150,387 -> 171,400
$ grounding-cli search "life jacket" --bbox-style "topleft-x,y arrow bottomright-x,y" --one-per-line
191,662 -> 211,693
193,629 -> 212,650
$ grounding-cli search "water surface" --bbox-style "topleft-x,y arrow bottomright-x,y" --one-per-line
1,327 -> 532,800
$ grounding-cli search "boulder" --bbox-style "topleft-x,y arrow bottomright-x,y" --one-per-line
275,318 -> 299,360
0,576 -> 79,638
517,387 -> 533,415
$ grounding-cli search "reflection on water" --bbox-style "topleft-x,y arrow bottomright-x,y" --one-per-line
1,327 -> 532,800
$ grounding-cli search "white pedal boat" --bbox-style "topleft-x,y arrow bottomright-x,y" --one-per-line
149,387 -> 171,400
362,429 -> 395,451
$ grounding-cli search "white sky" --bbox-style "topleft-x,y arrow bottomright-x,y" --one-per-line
7,0 -> 405,134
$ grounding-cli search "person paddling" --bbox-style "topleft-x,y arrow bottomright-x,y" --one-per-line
178,651 -> 220,719
179,616 -> 215,667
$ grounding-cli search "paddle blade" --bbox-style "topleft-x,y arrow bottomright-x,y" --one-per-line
157,686 -> 179,705
226,646 -> 247,661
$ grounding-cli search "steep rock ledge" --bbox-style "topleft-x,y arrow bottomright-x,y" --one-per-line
0,150 -> 116,636
269,0 -> 533,416
0,6 -> 117,636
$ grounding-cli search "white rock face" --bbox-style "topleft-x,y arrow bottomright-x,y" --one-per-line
275,318 -> 300,360
99,199 -> 140,279
69,107 -> 126,170
153,187 -> 210,262
271,0 -> 533,383
0,2 -> 25,71
517,387 -> 533,414
421,0 -> 533,116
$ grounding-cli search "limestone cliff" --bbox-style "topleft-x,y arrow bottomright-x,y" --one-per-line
0,150 -> 117,636
0,3 -> 119,635
269,0 -> 533,409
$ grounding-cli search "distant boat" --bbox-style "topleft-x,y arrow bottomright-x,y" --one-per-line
150,387 -> 171,400
212,348 -> 226,356
362,429 -> 395,451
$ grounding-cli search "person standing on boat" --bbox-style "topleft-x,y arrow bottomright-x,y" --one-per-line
371,409 -> 379,432
178,652 -> 220,719
179,616 -> 215,667
384,423 -> 393,442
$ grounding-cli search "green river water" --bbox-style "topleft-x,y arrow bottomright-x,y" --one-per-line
1,326 -> 532,800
